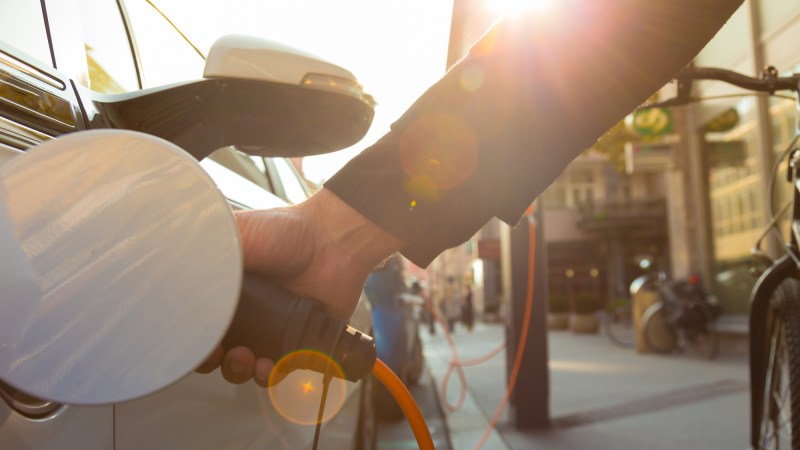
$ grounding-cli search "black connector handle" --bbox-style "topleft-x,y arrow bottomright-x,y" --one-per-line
221,273 -> 376,382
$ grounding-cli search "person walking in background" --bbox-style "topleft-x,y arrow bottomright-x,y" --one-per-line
444,277 -> 461,333
412,281 -> 436,335
462,285 -> 475,332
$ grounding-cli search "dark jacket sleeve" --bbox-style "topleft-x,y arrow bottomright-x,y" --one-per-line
324,0 -> 743,267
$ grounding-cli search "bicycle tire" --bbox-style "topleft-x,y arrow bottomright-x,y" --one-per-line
682,323 -> 720,361
605,304 -> 636,348
641,303 -> 678,354
678,302 -> 721,360
757,278 -> 800,450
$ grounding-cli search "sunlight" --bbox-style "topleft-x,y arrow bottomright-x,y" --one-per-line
486,0 -> 554,16
155,0 -> 454,185
549,360 -> 632,374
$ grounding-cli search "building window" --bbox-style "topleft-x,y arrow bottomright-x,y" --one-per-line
572,188 -> 582,206
542,185 -> 567,209
570,169 -> 594,184
704,96 -> 767,315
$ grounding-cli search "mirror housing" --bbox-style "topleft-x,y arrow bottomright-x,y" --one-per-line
91,35 -> 374,161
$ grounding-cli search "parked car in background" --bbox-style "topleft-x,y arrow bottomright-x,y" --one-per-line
364,254 -> 424,419
0,1 -> 376,448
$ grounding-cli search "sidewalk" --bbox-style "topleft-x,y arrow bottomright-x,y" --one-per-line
422,321 -> 749,450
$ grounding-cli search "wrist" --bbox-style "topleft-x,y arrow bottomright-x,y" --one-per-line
301,188 -> 403,273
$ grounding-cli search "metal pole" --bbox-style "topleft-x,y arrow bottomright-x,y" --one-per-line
504,204 -> 550,429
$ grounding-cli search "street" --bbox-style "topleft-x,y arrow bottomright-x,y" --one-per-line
378,320 -> 749,449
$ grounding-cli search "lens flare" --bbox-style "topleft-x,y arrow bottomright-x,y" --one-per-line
487,0 -> 553,16
459,65 -> 485,92
405,175 -> 441,203
267,350 -> 347,425
399,114 -> 478,202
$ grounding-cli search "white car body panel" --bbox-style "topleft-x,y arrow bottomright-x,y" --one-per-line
112,149 -> 374,449
0,405 -> 112,450
0,134 -> 111,450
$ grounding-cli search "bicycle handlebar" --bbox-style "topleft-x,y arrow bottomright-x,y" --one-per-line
645,66 -> 800,108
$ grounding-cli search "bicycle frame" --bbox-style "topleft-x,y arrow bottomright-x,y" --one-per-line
747,75 -> 800,448
649,66 -> 800,448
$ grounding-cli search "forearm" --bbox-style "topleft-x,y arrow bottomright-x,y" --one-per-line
325,0 -> 743,267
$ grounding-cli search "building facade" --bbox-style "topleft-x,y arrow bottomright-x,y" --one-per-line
431,0 -> 800,320
540,151 -> 668,310
668,1 -> 800,314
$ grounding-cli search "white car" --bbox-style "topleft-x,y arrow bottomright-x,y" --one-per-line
0,1 -> 377,449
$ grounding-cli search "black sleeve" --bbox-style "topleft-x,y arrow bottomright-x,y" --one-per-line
324,0 -> 743,267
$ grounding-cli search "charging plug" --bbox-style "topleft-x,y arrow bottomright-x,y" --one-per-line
221,273 -> 376,382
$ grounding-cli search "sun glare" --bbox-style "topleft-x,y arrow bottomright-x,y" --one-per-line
487,0 -> 554,16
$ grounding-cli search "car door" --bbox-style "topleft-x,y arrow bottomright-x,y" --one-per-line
113,147 -> 370,450
106,4 -> 373,446
0,2 -> 113,449
2,1 -> 374,448
0,4 -> 86,149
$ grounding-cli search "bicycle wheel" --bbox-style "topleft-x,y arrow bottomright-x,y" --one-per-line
641,303 -> 678,354
758,278 -> 800,450
605,304 -> 636,348
676,303 -> 721,360
682,323 -> 720,360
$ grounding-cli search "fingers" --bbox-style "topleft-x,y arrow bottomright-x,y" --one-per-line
196,344 -> 279,386
221,346 -> 256,384
254,358 -> 275,388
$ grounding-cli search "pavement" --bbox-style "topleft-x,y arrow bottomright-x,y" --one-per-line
418,320 -> 750,450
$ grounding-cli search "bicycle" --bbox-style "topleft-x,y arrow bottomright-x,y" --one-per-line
605,260 -> 659,350
648,66 -> 800,449
627,270 -> 722,359
604,297 -> 636,349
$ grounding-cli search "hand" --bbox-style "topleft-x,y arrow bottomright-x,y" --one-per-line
195,188 -> 403,384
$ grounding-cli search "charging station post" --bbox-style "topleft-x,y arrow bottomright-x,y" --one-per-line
502,202 -> 550,429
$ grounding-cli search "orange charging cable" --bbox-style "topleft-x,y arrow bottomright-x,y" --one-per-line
424,214 -> 537,449
472,215 -> 536,449
372,358 -> 435,450
429,302 -> 506,412
376,213 -> 537,450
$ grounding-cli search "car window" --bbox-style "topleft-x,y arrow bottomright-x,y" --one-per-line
200,157 -> 286,211
46,0 -> 139,93
272,157 -> 310,204
202,147 -> 285,210
207,147 -> 272,191
121,0 -> 205,88
0,1 -> 52,66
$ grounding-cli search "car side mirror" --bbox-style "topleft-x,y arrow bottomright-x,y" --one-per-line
90,34 -> 375,161
0,130 -> 242,405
